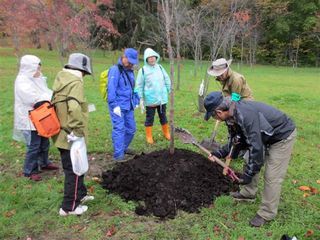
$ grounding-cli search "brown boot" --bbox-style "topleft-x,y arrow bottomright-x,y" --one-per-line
145,126 -> 154,144
161,123 -> 171,140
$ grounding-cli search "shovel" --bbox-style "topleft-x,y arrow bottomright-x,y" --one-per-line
200,120 -> 220,152
175,127 -> 239,182
222,135 -> 241,175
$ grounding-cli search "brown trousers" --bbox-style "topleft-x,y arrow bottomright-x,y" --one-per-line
240,129 -> 297,220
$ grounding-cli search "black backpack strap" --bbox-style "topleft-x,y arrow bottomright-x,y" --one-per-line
116,64 -> 127,86
121,67 -> 134,91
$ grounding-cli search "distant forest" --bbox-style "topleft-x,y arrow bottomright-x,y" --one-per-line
1,0 -> 319,66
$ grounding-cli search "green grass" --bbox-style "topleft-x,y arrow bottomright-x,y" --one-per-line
0,47 -> 319,239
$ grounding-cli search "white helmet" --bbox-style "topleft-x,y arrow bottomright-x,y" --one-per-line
65,53 -> 92,75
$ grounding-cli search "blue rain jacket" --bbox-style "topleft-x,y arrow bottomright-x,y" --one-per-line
107,59 -> 137,111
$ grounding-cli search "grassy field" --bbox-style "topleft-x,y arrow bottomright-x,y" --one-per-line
0,47 -> 319,240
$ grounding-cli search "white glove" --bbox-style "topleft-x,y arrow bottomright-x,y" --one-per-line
67,132 -> 81,142
113,106 -> 121,117
140,99 -> 145,114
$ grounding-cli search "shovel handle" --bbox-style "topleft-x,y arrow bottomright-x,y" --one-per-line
223,157 -> 232,175
209,120 -> 220,142
223,145 -> 234,175
193,142 -> 228,169
193,142 -> 239,182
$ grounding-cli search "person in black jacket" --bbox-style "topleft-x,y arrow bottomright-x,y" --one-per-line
204,91 -> 297,227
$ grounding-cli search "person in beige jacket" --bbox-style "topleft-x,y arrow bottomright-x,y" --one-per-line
52,53 -> 94,216
208,58 -> 253,100
203,58 -> 254,151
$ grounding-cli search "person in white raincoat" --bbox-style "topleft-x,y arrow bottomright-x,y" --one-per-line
13,55 -> 58,181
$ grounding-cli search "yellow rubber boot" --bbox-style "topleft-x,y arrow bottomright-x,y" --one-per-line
161,124 -> 171,140
145,126 -> 154,144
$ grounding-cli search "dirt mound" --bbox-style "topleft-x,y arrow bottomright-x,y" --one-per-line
101,148 -> 239,219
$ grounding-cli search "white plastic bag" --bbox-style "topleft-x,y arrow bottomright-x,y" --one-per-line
198,79 -> 204,96
70,137 -> 88,176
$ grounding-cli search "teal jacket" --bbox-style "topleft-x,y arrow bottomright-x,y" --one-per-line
135,48 -> 171,106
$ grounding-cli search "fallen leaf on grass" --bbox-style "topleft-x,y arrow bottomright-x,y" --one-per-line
310,187 -> 319,194
213,225 -> 221,235
303,193 -> 310,198
298,186 -> 311,191
72,224 -> 87,232
91,177 -> 102,183
106,225 -> 116,237
4,209 -> 16,218
232,211 -> 239,221
109,209 -> 122,216
238,237 -> 245,240
266,232 -> 273,237
91,211 -> 103,217
88,186 -> 95,194
305,229 -> 314,237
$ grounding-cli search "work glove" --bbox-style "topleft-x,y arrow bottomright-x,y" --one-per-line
113,106 -> 121,117
140,99 -> 145,114
67,132 -> 81,142
237,173 -> 252,185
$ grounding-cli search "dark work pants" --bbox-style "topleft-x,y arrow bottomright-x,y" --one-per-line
23,130 -> 50,176
145,104 -> 168,127
59,148 -> 87,211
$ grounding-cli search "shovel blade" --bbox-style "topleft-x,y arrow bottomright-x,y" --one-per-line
174,127 -> 196,144
199,138 -> 221,152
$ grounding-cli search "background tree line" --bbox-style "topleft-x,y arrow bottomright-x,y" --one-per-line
0,0 -> 319,67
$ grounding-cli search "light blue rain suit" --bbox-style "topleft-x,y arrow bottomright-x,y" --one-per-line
107,59 -> 138,159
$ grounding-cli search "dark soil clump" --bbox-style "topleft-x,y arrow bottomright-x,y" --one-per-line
101,148 -> 239,219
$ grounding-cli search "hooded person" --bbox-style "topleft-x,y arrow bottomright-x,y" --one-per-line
13,55 -> 59,182
107,48 -> 140,160
52,53 -> 94,216
204,91 -> 297,227
135,48 -> 171,144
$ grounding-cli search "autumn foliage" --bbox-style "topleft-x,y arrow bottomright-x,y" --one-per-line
0,0 -> 118,55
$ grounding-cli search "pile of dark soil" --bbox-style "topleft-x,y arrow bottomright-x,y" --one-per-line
101,148 -> 239,219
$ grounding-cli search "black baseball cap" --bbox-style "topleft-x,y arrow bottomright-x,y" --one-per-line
204,91 -> 223,121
